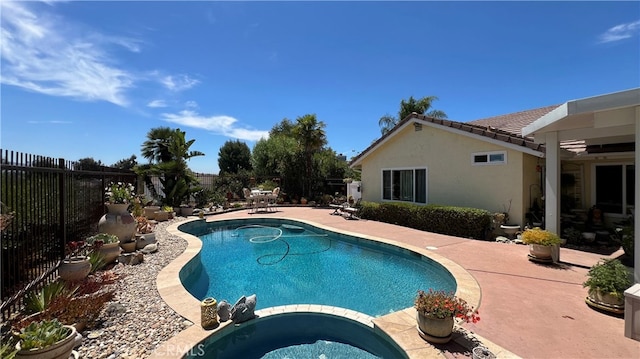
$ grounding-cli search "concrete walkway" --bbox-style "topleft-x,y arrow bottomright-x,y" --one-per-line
208,206 -> 639,358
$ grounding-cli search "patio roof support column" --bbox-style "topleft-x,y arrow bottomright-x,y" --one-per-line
635,107 -> 640,283
545,131 -> 561,238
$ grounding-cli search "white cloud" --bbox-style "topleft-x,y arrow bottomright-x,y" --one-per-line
185,100 -> 198,109
598,20 -> 640,43
147,99 -> 167,108
161,75 -> 200,92
161,110 -> 269,141
27,120 -> 72,124
0,1 -> 136,106
0,2 -> 198,108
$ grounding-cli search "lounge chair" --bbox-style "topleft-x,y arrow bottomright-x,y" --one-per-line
340,198 -> 361,220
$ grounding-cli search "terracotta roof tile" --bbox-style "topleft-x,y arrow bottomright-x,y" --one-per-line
350,104 -> 573,166
468,105 -> 561,136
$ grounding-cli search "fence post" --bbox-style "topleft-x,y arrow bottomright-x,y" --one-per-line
58,158 -> 66,256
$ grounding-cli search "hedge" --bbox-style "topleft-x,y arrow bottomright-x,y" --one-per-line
358,202 -> 492,240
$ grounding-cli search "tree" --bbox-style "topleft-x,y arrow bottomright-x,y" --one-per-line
112,155 -> 137,171
76,157 -> 103,171
218,140 -> 252,174
378,95 -> 447,135
141,127 -> 175,164
137,128 -> 205,206
292,114 -> 327,198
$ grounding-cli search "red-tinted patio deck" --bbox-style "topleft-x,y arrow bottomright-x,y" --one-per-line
204,206 -> 639,358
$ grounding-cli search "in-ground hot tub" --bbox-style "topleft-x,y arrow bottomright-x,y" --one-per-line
184,310 -> 407,359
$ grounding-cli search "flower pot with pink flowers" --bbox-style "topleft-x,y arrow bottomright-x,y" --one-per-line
414,289 -> 480,343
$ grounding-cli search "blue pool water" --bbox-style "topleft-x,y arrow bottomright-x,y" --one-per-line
179,218 -> 456,317
185,312 -> 407,359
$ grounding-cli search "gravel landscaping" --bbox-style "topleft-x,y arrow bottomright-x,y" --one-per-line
76,217 -> 190,359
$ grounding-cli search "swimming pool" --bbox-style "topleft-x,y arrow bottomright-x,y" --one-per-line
179,218 -> 456,317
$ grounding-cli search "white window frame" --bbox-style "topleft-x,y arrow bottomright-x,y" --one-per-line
471,151 -> 507,166
381,167 -> 428,204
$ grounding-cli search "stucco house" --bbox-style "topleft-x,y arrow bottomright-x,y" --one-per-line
350,88 -> 640,281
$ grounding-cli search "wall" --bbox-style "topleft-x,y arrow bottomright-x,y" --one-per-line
359,121 -> 537,225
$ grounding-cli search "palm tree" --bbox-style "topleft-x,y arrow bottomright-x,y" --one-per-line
292,114 -> 327,198
379,95 -> 447,135
141,127 -> 175,163
137,128 -> 205,206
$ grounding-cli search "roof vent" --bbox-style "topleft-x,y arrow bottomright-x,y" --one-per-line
414,122 -> 422,131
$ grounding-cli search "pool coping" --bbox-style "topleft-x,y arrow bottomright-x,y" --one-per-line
150,216 -> 515,359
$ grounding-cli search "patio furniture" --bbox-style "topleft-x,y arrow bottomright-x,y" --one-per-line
340,198 -> 361,220
243,188 -> 254,210
329,203 -> 344,215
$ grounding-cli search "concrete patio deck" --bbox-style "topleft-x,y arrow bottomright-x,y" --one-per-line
157,206 -> 639,358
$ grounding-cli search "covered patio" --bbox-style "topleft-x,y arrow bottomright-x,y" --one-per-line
522,87 -> 640,340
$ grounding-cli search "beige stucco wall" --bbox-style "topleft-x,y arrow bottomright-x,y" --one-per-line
359,122 -> 543,225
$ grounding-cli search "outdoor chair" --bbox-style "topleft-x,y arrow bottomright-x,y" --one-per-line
267,187 -> 280,211
243,188 -> 254,211
340,198 -> 362,220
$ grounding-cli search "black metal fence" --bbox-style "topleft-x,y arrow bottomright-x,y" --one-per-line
0,149 -> 137,319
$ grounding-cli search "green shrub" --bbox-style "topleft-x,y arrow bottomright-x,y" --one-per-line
358,202 -> 492,240
24,281 -> 76,315
18,319 -> 71,350
583,258 -> 632,299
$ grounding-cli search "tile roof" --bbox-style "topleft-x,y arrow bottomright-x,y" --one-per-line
350,106 -> 558,166
468,104 -> 561,136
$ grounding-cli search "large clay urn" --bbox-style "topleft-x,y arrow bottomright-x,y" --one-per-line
98,203 -> 136,242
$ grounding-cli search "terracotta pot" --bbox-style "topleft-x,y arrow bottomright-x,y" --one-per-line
58,258 -> 91,282
529,244 -> 552,259
120,241 -> 137,253
144,206 -> 160,220
416,312 -> 454,342
589,288 -> 624,307
15,325 -> 77,359
154,211 -> 169,222
181,207 -> 194,216
95,242 -> 121,264
98,203 -> 136,242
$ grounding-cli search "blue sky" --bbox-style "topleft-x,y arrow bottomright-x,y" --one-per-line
2,1 -> 639,174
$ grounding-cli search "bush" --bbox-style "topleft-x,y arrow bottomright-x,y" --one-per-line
583,258 -> 632,299
358,202 -> 492,240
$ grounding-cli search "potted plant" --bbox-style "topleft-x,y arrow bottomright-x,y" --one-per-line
414,289 -> 479,343
583,258 -> 632,312
521,227 -> 561,261
86,233 -> 121,265
99,182 -> 137,242
14,319 -> 77,359
180,204 -> 195,216
58,241 -> 91,282
135,216 -> 157,249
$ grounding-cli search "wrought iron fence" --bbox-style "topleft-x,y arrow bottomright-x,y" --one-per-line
0,149 -> 137,319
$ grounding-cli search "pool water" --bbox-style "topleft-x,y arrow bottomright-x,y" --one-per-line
180,218 -> 456,317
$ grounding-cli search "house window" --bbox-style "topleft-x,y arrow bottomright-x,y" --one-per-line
382,168 -> 427,203
595,164 -> 634,214
472,151 -> 506,165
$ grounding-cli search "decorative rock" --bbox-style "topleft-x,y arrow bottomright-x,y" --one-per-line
142,243 -> 158,254
230,294 -> 257,323
217,300 -> 231,321
75,217 -> 189,359
118,252 -> 144,265
495,236 -> 510,243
